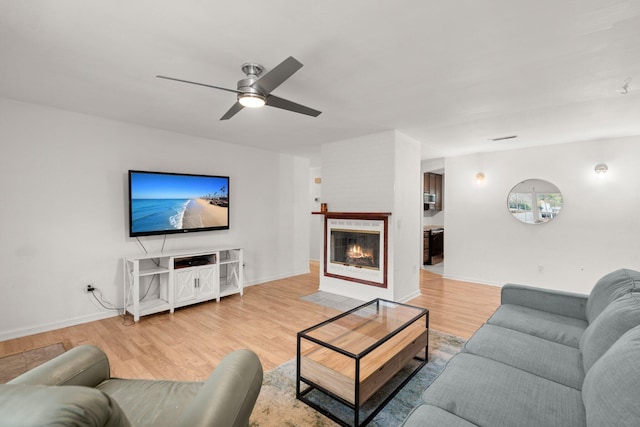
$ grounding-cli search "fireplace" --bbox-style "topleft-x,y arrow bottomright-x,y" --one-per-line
324,213 -> 389,288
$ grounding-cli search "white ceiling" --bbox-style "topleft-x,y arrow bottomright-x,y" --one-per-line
1,1 -> 639,164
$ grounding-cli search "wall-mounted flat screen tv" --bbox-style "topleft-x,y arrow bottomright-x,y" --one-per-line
128,170 -> 229,237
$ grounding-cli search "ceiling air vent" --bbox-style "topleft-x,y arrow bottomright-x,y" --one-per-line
490,135 -> 518,141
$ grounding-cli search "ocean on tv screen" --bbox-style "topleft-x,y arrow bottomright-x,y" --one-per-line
131,198 -> 190,233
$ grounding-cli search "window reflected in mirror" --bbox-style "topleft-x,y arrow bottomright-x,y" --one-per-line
508,179 -> 563,224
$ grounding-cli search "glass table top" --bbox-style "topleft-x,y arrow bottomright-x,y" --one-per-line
299,298 -> 428,357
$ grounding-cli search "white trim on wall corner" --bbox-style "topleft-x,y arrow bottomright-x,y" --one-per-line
396,289 -> 422,303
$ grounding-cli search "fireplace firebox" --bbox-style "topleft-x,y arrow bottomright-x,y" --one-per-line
330,229 -> 380,269
323,213 -> 389,288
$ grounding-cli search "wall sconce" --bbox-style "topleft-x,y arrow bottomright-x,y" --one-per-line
594,163 -> 608,176
475,172 -> 485,185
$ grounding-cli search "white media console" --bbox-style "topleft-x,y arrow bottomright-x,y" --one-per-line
123,247 -> 243,322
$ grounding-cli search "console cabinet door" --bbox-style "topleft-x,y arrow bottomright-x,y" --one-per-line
197,265 -> 217,300
175,266 -> 217,305
175,269 -> 197,304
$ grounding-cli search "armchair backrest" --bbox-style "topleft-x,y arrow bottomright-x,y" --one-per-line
177,348 -> 263,427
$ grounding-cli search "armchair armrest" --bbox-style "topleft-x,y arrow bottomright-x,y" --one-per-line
177,349 -> 263,427
501,284 -> 588,320
0,384 -> 131,427
8,344 -> 110,387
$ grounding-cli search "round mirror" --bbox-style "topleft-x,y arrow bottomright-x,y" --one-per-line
507,179 -> 563,224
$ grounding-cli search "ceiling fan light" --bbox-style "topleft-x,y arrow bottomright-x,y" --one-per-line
238,93 -> 266,108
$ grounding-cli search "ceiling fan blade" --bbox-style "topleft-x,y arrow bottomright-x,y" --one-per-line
266,95 -> 322,117
252,56 -> 303,94
157,75 -> 241,95
220,101 -> 244,120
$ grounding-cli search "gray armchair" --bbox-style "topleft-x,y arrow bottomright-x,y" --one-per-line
0,345 -> 263,427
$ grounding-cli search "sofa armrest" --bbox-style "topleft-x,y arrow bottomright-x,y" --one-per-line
8,344 -> 110,387
177,349 -> 263,427
501,284 -> 588,320
0,384 -> 131,427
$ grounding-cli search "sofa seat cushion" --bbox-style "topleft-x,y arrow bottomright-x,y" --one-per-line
487,304 -> 587,347
97,378 -> 203,427
580,292 -> 640,373
0,384 -> 131,427
462,324 -> 584,390
421,353 -> 585,427
401,404 -> 478,427
585,268 -> 640,323
582,325 -> 640,427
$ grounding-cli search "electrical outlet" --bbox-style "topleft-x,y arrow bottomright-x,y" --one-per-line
85,284 -> 95,293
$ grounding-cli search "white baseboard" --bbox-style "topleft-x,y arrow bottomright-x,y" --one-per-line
0,311 -> 117,342
442,274 -> 503,287
243,268 -> 311,287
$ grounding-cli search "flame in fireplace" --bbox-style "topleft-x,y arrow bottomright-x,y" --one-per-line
347,244 -> 374,262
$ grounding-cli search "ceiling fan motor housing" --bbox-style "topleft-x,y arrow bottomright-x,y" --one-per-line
238,63 -> 264,96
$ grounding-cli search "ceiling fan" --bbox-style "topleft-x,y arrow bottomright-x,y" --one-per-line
157,56 -> 322,120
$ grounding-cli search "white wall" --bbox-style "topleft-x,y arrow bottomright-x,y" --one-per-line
321,131 -> 396,213
0,98 -> 310,340
444,137 -> 640,294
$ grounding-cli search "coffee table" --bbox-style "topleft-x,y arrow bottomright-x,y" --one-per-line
296,298 -> 429,427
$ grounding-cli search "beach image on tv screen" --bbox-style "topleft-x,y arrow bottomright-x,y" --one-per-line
130,172 -> 229,234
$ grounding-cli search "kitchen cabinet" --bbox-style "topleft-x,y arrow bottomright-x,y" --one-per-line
423,173 -> 443,211
423,228 -> 444,265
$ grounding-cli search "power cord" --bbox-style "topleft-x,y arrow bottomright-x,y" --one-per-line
87,287 -> 121,313
86,286 -> 135,326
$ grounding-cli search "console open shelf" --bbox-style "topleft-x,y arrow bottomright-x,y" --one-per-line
138,266 -> 170,276
123,246 -> 243,321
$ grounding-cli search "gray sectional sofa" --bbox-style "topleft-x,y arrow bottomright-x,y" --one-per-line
401,268 -> 640,427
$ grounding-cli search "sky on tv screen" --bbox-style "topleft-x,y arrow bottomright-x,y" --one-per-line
131,173 -> 228,199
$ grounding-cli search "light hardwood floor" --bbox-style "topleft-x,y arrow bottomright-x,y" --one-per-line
0,262 -> 500,380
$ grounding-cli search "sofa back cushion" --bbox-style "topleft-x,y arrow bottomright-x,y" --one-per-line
585,269 -> 640,323
580,293 -> 640,373
582,324 -> 640,426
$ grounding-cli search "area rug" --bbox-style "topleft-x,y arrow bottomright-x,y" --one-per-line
300,291 -> 365,312
0,342 -> 65,383
249,329 -> 465,427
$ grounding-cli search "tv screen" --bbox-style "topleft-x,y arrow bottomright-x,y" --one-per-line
128,170 -> 229,237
